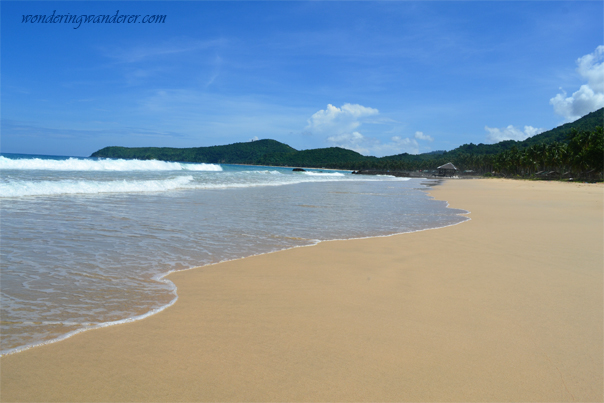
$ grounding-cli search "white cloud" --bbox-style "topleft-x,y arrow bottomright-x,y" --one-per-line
327,132 -> 419,156
382,136 -> 420,155
307,103 -> 379,154
306,103 -> 379,134
550,45 -> 604,121
306,103 -> 421,156
523,126 -> 544,137
577,46 -> 604,91
327,131 -> 370,154
414,131 -> 433,142
485,125 -> 545,143
327,131 -> 365,144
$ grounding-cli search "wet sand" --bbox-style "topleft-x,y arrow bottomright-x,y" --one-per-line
1,179 -> 602,402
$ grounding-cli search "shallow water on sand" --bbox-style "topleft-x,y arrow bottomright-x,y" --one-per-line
0,154 -> 467,354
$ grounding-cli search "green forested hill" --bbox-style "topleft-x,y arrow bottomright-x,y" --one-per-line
91,140 -> 366,168
521,107 -> 603,146
381,107 -> 603,161
90,108 -> 602,175
256,147 -> 371,168
91,139 -> 297,164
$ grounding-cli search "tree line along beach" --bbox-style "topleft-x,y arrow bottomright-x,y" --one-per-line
90,108 -> 603,181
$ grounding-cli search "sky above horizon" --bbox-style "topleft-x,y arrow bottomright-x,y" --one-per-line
2,1 -> 603,157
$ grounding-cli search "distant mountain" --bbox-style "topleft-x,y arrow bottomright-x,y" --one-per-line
520,107 -> 602,147
90,108 -> 602,170
91,138 -> 369,168
256,147 -> 370,168
91,139 -> 297,164
382,107 -> 603,160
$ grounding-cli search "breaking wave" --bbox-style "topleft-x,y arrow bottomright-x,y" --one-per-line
301,171 -> 346,177
0,156 -> 222,172
0,176 -> 195,197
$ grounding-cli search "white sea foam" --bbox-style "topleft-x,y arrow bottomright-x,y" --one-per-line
302,171 -> 346,177
0,156 -> 222,172
0,176 -> 194,197
1,168 -> 468,356
249,170 -> 282,175
0,171 -> 407,198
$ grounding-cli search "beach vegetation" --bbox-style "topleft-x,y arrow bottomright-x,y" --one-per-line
90,108 -> 603,181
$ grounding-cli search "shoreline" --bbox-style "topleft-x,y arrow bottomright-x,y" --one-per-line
1,179 -> 602,401
0,178 -> 455,358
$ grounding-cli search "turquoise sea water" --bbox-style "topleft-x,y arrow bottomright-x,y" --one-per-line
0,153 -> 468,355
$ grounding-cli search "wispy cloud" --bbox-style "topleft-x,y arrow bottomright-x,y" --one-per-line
101,38 -> 227,64
1,119 -> 182,140
414,131 -> 433,142
373,136 -> 420,156
206,55 -> 223,87
134,89 -> 312,145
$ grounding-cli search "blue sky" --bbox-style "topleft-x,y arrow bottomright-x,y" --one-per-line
2,1 -> 603,157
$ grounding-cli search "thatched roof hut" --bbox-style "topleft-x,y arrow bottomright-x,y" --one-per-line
437,162 -> 458,177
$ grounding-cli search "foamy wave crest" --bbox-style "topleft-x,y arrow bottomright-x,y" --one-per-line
0,156 -> 222,172
302,171 -> 346,177
0,176 -> 194,197
249,170 -> 282,175
181,163 -> 222,171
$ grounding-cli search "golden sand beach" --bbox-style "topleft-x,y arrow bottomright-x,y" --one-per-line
1,179 -> 602,402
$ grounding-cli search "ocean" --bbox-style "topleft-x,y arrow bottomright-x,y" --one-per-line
0,153 -> 468,355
